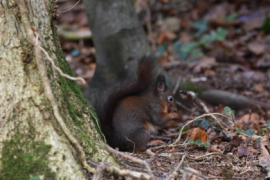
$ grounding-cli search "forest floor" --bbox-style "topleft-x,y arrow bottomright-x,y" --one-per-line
57,0 -> 270,179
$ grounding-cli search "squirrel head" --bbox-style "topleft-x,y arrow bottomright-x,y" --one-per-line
154,75 -> 177,113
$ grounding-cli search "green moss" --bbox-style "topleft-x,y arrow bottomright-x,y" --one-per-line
0,132 -> 55,180
48,37 -> 101,154
181,81 -> 206,95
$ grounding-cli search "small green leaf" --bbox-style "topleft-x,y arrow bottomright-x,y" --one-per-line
224,106 -> 233,116
188,139 -> 194,144
195,119 -> 210,129
258,129 -> 264,136
225,13 -> 238,22
29,176 -> 39,180
181,42 -> 199,53
156,44 -> 167,56
236,128 -> 242,134
255,137 -> 261,143
191,48 -> 204,57
215,27 -> 228,41
202,142 -> 210,147
267,119 -> 270,129
191,20 -> 208,37
194,140 -> 202,145
244,129 -> 254,136
178,126 -> 189,132
201,28 -> 227,44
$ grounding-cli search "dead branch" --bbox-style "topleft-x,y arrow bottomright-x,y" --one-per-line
105,145 -> 154,177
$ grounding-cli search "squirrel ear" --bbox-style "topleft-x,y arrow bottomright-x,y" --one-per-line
156,75 -> 166,93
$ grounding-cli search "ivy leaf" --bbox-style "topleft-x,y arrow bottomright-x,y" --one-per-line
194,140 -> 202,145
191,20 -> 208,37
236,128 -> 242,134
202,142 -> 211,147
194,119 -> 210,129
215,27 -> 228,41
156,44 -> 167,56
224,106 -> 234,116
191,48 -> 204,57
244,129 -> 254,136
225,13 -> 238,22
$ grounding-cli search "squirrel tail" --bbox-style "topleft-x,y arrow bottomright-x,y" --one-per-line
95,55 -> 157,138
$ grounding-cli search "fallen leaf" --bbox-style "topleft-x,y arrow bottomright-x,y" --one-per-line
157,32 -> 166,44
230,135 -> 243,148
247,42 -> 265,55
192,56 -> 216,73
237,145 -> 254,157
149,140 -> 165,145
187,127 -> 208,144
259,136 -> 270,178
253,83 -> 265,92
236,113 -> 261,130
158,17 -> 181,32
210,144 -> 222,153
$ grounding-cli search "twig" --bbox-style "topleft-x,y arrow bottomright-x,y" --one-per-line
187,152 -> 233,167
103,163 -> 153,180
180,91 -> 234,128
18,0 -> 94,173
171,113 -> 233,146
35,36 -> 86,84
105,145 -> 154,177
166,153 -> 187,180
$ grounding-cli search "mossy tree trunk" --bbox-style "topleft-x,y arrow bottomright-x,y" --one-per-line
0,0 -> 115,179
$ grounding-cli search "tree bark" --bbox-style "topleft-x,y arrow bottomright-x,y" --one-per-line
83,0 -> 152,102
0,0 -> 115,179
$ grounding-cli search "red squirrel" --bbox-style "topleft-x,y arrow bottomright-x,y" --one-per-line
95,56 -> 181,152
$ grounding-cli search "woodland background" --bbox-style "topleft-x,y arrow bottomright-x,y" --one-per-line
57,0 -> 270,179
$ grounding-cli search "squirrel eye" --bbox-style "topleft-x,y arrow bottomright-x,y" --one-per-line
167,96 -> 173,102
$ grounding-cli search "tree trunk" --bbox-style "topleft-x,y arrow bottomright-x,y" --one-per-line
83,0 -> 152,102
0,0 -> 115,179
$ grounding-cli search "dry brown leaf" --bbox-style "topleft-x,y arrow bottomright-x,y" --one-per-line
149,140 -> 165,145
192,56 -> 216,73
210,144 -> 222,153
253,83 -> 265,92
237,145 -> 255,157
158,17 -> 181,32
248,42 -> 265,55
157,32 -> 166,44
236,113 -> 261,130
163,31 -> 177,41
187,127 -> 208,144
259,136 -> 270,178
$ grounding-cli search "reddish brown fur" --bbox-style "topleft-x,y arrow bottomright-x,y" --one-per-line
95,56 -> 181,152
